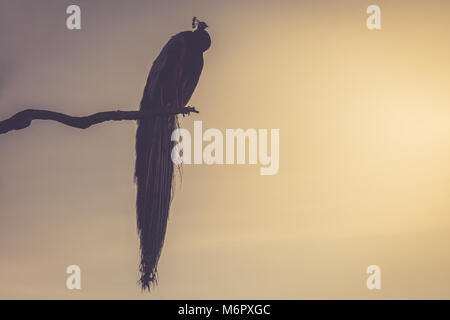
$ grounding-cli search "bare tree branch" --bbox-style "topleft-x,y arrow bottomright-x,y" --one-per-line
0,107 -> 199,135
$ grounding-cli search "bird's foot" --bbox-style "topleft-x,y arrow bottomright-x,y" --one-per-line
182,106 -> 200,117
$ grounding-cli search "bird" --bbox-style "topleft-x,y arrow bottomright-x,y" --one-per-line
134,17 -> 211,291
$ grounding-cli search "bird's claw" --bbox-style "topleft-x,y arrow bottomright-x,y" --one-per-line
184,106 -> 199,116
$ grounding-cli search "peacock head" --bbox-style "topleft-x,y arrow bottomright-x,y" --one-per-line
192,17 -> 211,52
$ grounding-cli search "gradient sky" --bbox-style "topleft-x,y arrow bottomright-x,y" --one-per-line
1,0 -> 450,299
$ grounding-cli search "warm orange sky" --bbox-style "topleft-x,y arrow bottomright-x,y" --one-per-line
1,0 -> 450,299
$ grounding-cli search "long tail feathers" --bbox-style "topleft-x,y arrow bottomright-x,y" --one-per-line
135,114 -> 178,290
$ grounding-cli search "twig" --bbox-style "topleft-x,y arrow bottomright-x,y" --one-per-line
0,107 -> 199,135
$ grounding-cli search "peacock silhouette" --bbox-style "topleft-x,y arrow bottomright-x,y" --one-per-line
134,17 -> 211,290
